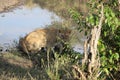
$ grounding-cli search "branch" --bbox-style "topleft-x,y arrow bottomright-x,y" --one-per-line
72,65 -> 86,80
97,3 -> 104,36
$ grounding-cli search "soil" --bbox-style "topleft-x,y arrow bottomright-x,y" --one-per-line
0,0 -> 26,13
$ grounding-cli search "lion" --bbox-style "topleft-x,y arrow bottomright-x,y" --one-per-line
19,28 -> 71,55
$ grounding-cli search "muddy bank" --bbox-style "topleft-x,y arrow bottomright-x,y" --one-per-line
0,0 -> 26,13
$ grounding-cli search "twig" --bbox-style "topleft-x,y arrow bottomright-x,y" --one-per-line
72,65 -> 86,80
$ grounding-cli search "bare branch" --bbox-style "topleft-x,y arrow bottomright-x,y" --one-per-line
72,65 -> 86,80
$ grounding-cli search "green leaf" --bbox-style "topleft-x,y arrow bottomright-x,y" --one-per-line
109,55 -> 114,63
113,53 -> 119,60
105,12 -> 109,17
115,18 -> 118,24
111,12 -> 115,17
109,50 -> 112,55
105,19 -> 108,23
104,32 -> 107,37
104,68 -> 109,75
101,56 -> 107,61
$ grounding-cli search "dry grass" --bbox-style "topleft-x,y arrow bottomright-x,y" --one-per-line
1,53 -> 33,69
0,48 -> 82,80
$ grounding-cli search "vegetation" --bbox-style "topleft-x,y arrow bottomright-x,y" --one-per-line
0,0 -> 120,80
70,0 -> 120,80
0,41 -> 82,80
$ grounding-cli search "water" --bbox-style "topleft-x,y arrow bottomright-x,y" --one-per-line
0,5 -> 61,46
0,4 -> 84,53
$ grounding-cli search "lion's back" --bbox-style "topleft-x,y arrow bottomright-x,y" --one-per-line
19,28 -> 71,54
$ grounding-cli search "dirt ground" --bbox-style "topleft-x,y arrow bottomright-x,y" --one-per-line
0,0 -> 26,13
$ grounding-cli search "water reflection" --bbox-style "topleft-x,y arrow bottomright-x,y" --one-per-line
0,5 -> 61,46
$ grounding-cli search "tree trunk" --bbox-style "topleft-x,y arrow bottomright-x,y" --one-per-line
82,3 -> 104,80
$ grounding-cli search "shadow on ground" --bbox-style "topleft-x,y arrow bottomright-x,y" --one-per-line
0,53 -> 49,79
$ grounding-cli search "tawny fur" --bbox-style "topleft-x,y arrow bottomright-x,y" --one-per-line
19,28 -> 71,54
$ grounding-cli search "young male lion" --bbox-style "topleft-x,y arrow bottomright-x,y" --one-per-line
19,28 -> 71,55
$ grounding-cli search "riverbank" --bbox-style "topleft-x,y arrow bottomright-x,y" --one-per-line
0,0 -> 26,13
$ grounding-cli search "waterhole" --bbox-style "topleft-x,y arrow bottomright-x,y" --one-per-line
0,2 -> 84,53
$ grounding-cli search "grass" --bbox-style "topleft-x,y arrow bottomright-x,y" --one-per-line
0,45 -> 82,80
1,44 -> 119,80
